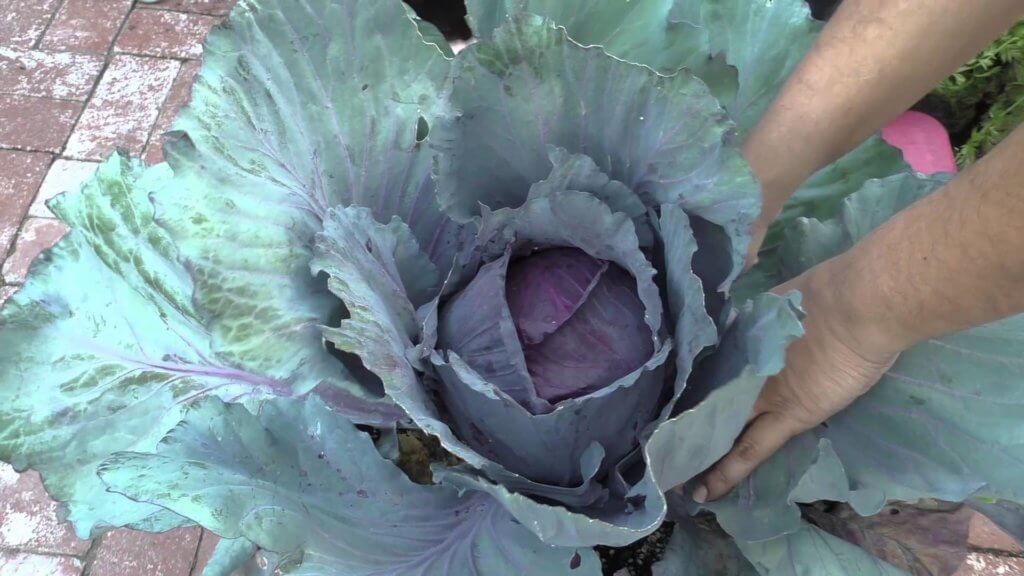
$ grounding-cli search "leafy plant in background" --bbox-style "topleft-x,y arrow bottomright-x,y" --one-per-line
1,1 -> 1022,575
933,20 -> 1024,166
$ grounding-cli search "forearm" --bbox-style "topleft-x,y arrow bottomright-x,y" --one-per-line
745,0 -> 1022,219
824,124 -> 1024,354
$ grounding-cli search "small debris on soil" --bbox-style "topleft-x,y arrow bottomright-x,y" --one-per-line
597,522 -> 674,576
394,430 -> 462,485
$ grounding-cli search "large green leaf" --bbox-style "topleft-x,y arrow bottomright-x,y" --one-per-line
651,518 -> 759,576
658,204 -> 722,409
761,136 -> 910,251
202,538 -> 257,576
0,156 -> 286,536
435,15 -> 760,282
736,523 -> 906,576
679,0 -> 821,134
645,292 -> 805,492
99,396 -> 600,576
699,435 -> 864,542
155,0 -> 462,399
466,0 -> 710,73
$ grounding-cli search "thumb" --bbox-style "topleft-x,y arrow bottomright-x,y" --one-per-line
693,411 -> 804,503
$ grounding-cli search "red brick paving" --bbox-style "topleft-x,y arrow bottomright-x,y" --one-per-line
1,218 -> 68,285
148,0 -> 238,16
0,470 -> 90,556
0,0 -> 63,49
1,1 -> 233,573
0,48 -> 104,100
0,551 -> 82,576
40,0 -> 133,54
0,95 -> 82,153
1,1 -> 1022,575
144,59 -> 202,164
29,159 -> 99,218
189,532 -> 221,575
0,150 -> 52,259
64,55 -> 181,160
116,9 -> 222,60
89,527 -> 202,576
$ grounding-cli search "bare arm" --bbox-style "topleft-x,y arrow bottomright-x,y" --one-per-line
830,124 -> 1024,355
744,0 -> 1024,260
698,125 -> 1024,503
695,0 -> 1024,502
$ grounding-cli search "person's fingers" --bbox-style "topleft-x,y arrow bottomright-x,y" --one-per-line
692,411 -> 802,503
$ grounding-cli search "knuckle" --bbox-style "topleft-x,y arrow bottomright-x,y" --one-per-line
733,437 -> 760,462
708,466 -> 732,490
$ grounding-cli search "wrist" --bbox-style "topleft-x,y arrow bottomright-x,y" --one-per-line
803,253 -> 913,361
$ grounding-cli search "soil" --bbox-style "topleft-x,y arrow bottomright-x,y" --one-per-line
596,522 -> 675,576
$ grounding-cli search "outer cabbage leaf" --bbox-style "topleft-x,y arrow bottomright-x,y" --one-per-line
651,519 -> 758,576
0,156 -> 290,536
466,0 -> 709,73
699,434 -> 873,542
99,396 -> 600,576
467,0 -> 911,241
433,462 -> 666,549
769,136 -> 908,248
434,15 -> 760,282
528,147 -> 651,245
645,292 -> 805,492
657,204 -> 721,410
155,0 -> 462,400
202,538 -> 257,576
670,0 -> 819,134
736,522 -> 906,576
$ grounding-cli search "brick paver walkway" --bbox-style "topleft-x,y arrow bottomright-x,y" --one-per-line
1,1 -> 231,574
1,1 -> 1023,575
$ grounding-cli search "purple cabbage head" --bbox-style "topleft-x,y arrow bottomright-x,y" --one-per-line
505,248 -> 654,404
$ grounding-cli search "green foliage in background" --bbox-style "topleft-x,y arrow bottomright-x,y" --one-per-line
935,20 -> 1024,167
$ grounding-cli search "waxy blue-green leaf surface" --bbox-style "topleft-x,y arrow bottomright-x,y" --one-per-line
99,396 -> 600,576
202,538 -> 257,576
466,0 -> 710,73
154,0 -> 462,402
651,519 -> 758,576
434,15 -> 760,282
0,156 -> 288,536
466,0 -> 913,243
736,523 -> 905,576
657,204 -> 721,412
645,292 -> 805,492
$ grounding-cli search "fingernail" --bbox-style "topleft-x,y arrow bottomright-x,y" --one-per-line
692,484 -> 708,503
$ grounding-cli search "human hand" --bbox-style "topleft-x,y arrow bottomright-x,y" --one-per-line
693,259 -> 902,503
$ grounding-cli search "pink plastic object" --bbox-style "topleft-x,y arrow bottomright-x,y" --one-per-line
881,111 -> 958,175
